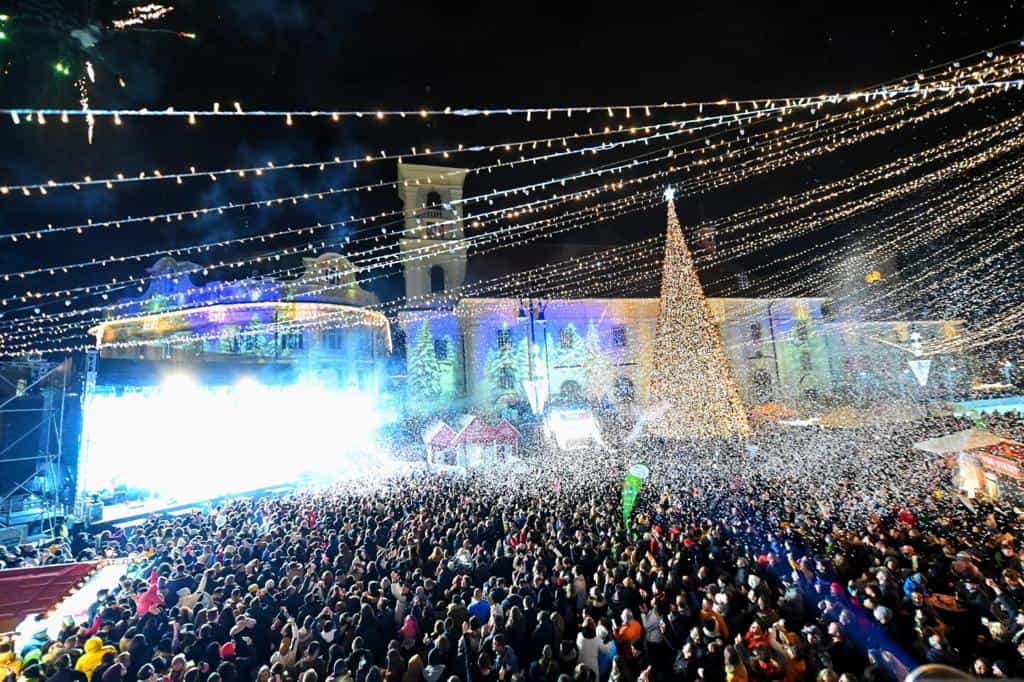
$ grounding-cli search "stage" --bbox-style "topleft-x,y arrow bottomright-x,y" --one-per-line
76,357 -> 397,525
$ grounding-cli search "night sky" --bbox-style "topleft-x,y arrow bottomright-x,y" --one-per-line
0,0 -> 1022,347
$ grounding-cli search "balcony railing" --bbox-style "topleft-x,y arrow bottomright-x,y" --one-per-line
421,207 -> 446,220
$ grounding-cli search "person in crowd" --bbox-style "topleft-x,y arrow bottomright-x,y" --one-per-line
9,411 -> 1024,682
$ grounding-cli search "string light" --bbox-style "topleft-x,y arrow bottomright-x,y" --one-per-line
6,80 -> 1015,337
0,44 -> 1018,127
0,189 -> 669,346
4,47 -> 1019,350
1,229 -> 666,355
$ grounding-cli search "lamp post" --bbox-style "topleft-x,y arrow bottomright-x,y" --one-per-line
517,297 -> 549,415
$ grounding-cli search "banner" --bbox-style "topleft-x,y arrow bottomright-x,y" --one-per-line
907,359 -> 932,387
622,463 -> 650,536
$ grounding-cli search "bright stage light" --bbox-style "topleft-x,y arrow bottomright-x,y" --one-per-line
544,407 -> 603,451
78,375 -> 391,509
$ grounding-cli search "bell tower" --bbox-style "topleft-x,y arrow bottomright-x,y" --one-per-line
397,162 -> 469,308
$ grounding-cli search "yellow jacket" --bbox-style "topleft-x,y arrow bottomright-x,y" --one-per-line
75,638 -> 116,677
0,650 -> 22,679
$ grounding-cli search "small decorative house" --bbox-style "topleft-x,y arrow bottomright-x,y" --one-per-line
424,416 -> 521,468
422,420 -> 458,465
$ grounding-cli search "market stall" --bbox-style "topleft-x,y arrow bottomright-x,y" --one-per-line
914,428 -> 1024,499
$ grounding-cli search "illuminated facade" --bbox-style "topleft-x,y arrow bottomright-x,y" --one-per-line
402,297 -> 968,413
90,253 -> 391,391
396,163 -> 969,414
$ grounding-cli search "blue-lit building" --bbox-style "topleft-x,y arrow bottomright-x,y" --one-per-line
395,163 -> 970,414
90,252 -> 391,392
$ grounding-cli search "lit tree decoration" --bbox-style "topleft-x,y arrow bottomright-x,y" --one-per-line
648,188 -> 751,439
408,320 -> 443,407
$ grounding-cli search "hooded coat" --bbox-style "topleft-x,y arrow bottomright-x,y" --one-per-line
135,569 -> 163,616
75,638 -> 117,678
0,649 -> 22,679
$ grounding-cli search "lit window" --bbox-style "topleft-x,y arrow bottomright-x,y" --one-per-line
323,330 -> 343,350
612,326 -> 627,347
499,367 -> 515,390
497,328 -> 512,351
280,331 -> 303,350
559,327 -> 574,349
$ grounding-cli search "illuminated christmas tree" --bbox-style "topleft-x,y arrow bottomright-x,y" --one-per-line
648,192 -> 750,439
408,320 -> 443,406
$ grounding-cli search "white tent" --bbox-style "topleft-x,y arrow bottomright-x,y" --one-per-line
913,428 -> 1017,455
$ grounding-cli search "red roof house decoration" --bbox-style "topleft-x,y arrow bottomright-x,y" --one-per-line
422,421 -> 458,465
424,416 -> 520,467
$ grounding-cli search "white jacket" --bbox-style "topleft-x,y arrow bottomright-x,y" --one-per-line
576,633 -> 607,675
641,610 -> 663,644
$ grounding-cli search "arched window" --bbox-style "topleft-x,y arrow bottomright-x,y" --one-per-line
423,191 -> 445,237
559,380 -> 583,403
613,376 -> 635,401
499,367 -> 516,390
430,265 -> 446,293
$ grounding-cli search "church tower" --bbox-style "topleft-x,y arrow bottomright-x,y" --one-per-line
397,162 -> 469,308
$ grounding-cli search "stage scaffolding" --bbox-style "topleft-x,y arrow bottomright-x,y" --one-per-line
0,358 -> 73,542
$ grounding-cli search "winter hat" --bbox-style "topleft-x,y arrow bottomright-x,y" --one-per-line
219,642 -> 236,659
137,664 -> 156,681
21,663 -> 43,680
102,664 -> 125,682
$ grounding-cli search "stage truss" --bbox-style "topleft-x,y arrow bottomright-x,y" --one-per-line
0,358 -> 73,542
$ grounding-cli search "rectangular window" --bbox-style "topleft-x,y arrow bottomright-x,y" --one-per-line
323,267 -> 343,286
497,328 -> 512,351
323,330 -> 343,351
559,327 -> 574,349
800,351 -> 813,371
434,338 -> 448,361
612,326 -> 627,348
280,331 -> 303,350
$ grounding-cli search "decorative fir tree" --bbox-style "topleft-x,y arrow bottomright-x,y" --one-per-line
555,323 -> 587,372
483,324 -> 521,407
584,320 -> 615,402
408,320 -> 443,407
648,194 -> 750,439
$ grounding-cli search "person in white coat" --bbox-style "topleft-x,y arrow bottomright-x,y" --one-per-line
576,617 -> 608,676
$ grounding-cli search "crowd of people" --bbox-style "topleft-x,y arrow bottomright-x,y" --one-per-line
3,413 -> 1024,682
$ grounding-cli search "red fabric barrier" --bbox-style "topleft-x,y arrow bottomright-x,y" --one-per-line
0,562 -> 99,624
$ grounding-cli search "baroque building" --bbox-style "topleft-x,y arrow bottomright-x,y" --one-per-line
91,161 -> 969,414
395,163 -> 969,414
90,252 -> 391,392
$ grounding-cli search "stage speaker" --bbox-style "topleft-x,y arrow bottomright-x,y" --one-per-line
85,501 -> 103,524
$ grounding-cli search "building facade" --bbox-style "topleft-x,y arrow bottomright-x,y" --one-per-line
90,253 -> 391,392
92,162 -> 969,413
395,163 -> 969,414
